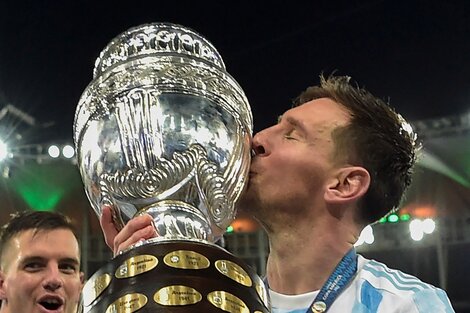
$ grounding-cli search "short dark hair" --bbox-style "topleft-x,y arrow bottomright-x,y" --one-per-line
295,74 -> 419,225
0,211 -> 80,261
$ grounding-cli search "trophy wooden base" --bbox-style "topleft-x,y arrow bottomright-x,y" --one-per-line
81,240 -> 270,312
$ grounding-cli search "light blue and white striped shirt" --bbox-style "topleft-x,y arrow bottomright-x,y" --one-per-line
270,255 -> 454,313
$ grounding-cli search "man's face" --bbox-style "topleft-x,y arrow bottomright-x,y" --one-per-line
241,98 -> 351,221
0,228 -> 84,313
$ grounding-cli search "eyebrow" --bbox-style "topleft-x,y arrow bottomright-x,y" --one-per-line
60,258 -> 81,266
21,256 -> 80,266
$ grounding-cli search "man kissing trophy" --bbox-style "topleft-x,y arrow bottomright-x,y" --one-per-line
74,22 -> 270,313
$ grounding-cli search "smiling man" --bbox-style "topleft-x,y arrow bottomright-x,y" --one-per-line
0,211 -> 84,313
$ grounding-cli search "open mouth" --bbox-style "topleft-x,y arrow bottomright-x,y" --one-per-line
38,297 -> 63,311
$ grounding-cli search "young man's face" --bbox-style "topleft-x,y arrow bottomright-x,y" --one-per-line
0,228 -> 84,313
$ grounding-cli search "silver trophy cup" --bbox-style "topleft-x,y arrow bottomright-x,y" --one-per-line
74,23 -> 270,313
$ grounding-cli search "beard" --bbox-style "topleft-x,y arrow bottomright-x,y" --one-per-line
235,180 -> 273,231
235,177 -> 258,213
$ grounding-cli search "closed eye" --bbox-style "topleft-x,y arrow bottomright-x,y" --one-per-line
284,129 -> 299,140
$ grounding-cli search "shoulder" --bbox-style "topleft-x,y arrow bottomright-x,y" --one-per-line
352,255 -> 454,313
358,255 -> 432,295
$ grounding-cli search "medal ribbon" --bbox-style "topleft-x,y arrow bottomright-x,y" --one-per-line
308,248 -> 357,312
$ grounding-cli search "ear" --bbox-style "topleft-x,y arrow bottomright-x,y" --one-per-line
324,166 -> 370,204
79,271 -> 85,288
0,270 -> 6,301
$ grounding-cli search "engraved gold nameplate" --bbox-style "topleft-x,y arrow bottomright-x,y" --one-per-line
215,260 -> 252,287
105,293 -> 147,313
82,273 -> 112,306
115,255 -> 158,279
207,291 -> 249,313
163,250 -> 210,269
154,285 -> 202,306
255,281 -> 269,308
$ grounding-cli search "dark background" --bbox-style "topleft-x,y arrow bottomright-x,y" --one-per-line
1,0 -> 469,142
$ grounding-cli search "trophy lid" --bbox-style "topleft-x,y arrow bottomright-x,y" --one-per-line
74,22 -> 252,145
93,22 -> 226,79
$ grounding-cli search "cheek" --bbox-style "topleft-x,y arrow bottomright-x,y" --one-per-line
5,275 -> 36,299
278,160 -> 327,196
65,279 -> 83,299
256,150 -> 328,196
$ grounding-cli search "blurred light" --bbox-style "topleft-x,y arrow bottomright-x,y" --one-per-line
354,236 -> 364,247
62,144 -> 75,158
363,225 -> 375,244
226,225 -> 234,233
410,229 -> 424,241
230,217 -> 260,232
378,217 -> 387,224
411,205 -> 437,218
2,166 -> 10,178
48,145 -> 60,158
409,219 -> 424,241
355,225 -> 374,246
387,214 -> 399,223
400,213 -> 411,221
422,218 -> 436,234
0,139 -> 7,161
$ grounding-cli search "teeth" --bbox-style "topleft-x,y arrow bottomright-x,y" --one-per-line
44,299 -> 60,304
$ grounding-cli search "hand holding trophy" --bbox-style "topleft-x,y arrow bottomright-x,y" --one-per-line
74,23 -> 270,312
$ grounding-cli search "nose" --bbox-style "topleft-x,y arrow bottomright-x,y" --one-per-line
252,129 -> 269,156
42,266 -> 63,291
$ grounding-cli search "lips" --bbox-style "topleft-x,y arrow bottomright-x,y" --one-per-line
38,295 -> 64,312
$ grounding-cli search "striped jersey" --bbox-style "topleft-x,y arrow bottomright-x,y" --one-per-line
270,255 -> 454,313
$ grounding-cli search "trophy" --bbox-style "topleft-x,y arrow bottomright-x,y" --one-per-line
74,23 -> 270,313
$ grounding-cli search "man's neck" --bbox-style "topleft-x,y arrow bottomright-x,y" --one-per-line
265,218 -> 356,295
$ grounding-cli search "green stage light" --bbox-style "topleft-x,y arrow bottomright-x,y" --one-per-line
400,213 -> 411,221
226,225 -> 234,233
387,214 -> 399,223
8,163 -> 79,211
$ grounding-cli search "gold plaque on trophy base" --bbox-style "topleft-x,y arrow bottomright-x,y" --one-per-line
115,254 -> 158,279
163,250 -> 210,269
82,273 -> 112,307
81,240 -> 270,312
207,290 -> 250,313
154,285 -> 202,306
215,260 -> 253,287
105,293 -> 148,313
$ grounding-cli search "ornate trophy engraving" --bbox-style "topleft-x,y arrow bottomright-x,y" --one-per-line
74,23 -> 270,312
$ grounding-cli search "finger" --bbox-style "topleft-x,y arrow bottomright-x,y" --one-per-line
115,224 -> 157,256
113,214 -> 156,255
99,205 -> 119,250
